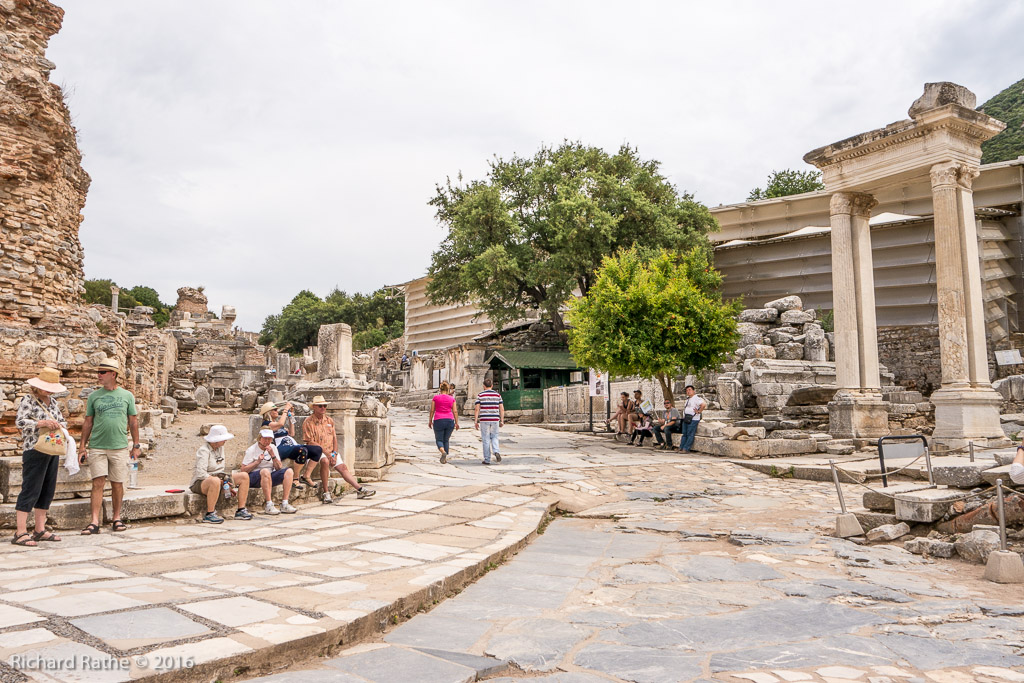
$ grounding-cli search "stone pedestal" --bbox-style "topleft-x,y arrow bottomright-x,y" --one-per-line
295,323 -> 391,477
828,390 -> 889,440
930,387 -> 1005,450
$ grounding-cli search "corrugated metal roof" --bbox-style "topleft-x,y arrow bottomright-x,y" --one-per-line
487,350 -> 579,370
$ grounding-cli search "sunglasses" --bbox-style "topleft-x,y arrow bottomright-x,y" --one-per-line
98,370 -> 113,375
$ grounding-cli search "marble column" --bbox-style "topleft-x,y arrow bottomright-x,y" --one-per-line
928,162 -> 1004,448
827,192 -> 889,439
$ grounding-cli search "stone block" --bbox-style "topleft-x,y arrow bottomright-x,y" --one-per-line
894,488 -> 963,522
696,420 -> 726,438
851,509 -> 899,532
716,377 -> 745,411
884,390 -> 924,404
981,464 -> 1014,485
866,522 -> 910,542
983,550 -> 1024,583
767,429 -> 811,440
995,452 -> 1016,466
787,386 -> 838,406
932,461 -> 996,488
740,308 -> 778,323
764,295 -> 802,311
954,529 -> 1000,564
904,537 -> 955,557
862,483 -> 931,512
722,426 -> 765,440
774,342 -> 804,360
737,322 -> 767,348
744,344 -> 776,359
803,323 -> 827,362
240,390 -> 258,412
766,330 -> 794,345
780,309 -> 813,325
160,413 -> 173,429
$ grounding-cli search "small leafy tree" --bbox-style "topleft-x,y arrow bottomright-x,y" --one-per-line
83,279 -> 172,327
748,169 -> 824,201
428,141 -> 717,332
567,248 -> 741,404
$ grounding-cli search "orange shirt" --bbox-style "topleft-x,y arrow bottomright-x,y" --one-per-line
302,414 -> 337,452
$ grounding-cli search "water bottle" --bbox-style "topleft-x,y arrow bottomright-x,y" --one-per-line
222,481 -> 233,500
128,457 -> 138,488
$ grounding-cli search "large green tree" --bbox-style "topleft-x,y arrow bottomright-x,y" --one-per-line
567,248 -> 741,404
747,169 -> 824,201
260,287 -> 404,354
427,142 -> 717,332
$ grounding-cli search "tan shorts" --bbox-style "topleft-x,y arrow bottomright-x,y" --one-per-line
88,448 -> 129,483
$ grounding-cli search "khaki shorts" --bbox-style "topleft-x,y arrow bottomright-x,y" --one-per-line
88,448 -> 129,483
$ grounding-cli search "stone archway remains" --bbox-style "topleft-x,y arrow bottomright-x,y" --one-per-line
804,82 -> 1008,449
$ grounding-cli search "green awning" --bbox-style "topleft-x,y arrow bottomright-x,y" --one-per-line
487,350 -> 580,370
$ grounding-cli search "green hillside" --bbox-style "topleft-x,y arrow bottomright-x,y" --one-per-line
980,77 -> 1024,164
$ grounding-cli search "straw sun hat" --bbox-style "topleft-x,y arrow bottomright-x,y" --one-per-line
27,367 -> 66,394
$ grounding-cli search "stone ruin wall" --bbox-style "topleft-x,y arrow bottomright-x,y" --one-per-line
0,0 -> 89,319
0,0 -> 176,455
173,286 -> 208,317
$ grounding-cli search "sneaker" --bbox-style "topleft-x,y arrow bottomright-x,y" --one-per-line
234,508 -> 253,520
280,501 -> 298,514
322,492 -> 333,505
264,502 -> 280,515
482,460 -> 491,466
201,512 -> 224,524
494,452 -> 501,462
356,487 -> 376,499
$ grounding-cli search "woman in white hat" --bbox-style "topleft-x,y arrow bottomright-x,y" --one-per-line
189,424 -> 253,524
12,368 -> 69,546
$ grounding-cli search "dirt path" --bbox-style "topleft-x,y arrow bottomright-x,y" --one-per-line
141,411 -> 252,487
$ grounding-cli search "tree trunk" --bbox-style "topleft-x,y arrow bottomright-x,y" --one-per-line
656,372 -> 674,406
548,308 -> 565,332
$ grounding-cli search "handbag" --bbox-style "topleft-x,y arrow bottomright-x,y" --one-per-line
682,414 -> 693,425
33,398 -> 67,456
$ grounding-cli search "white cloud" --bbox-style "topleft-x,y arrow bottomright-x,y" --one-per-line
47,0 -> 1024,330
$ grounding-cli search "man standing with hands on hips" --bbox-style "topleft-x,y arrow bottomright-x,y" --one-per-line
79,358 -> 139,534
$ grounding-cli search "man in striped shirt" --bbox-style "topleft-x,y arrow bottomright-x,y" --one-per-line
474,378 -> 505,465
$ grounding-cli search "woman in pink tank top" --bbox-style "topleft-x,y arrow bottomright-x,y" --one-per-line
429,381 -> 459,463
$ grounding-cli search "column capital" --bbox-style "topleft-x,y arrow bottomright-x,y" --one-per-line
930,161 -> 979,191
830,192 -> 877,218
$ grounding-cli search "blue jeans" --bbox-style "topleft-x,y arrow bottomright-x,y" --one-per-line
433,418 -> 455,454
480,421 -> 500,463
680,419 -> 700,451
655,422 -> 683,448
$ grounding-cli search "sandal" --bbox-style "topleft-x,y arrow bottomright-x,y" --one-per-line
11,532 -> 36,547
292,480 -> 307,491
111,519 -> 127,532
32,530 -> 61,542
81,523 -> 101,535
300,476 -> 317,490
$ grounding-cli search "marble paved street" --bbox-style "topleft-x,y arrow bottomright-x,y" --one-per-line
1,407 -> 1023,682
244,410 -> 1024,683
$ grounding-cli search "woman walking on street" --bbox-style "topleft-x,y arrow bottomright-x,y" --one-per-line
12,368 -> 69,547
429,381 -> 459,463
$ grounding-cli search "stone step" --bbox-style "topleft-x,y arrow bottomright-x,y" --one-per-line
0,478 -> 347,529
694,435 -> 820,459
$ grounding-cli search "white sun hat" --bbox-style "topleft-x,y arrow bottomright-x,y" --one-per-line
204,425 -> 235,443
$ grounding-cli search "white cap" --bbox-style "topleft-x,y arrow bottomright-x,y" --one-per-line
259,429 -> 274,438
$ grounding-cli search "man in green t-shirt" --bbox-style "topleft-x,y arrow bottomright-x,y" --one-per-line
79,358 -> 139,534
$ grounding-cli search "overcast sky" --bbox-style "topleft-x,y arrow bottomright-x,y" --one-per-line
47,1 -> 1024,331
